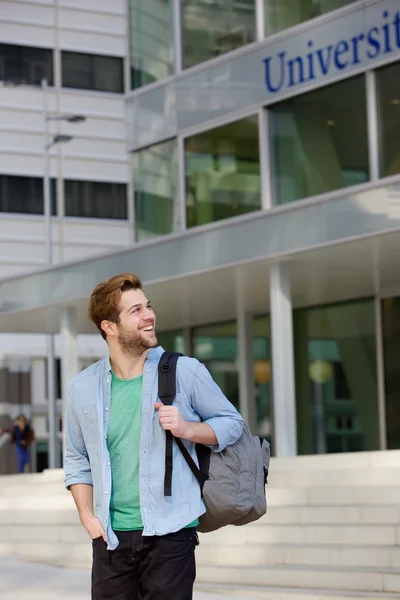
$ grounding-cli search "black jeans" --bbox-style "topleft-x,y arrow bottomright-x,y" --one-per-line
91,528 -> 198,600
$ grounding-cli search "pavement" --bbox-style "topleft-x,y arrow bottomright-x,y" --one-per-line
0,556 -> 254,600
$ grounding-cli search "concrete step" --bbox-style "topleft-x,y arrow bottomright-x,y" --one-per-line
0,508 -> 78,525
268,486 -> 400,507
197,583 -> 400,599
271,450 -> 400,472
270,469 -> 400,488
0,482 -> 68,496
260,506 -> 400,525
196,565 -> 400,594
199,524 -> 399,547
196,544 -> 400,569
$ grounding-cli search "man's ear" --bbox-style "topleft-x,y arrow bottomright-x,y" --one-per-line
101,320 -> 116,338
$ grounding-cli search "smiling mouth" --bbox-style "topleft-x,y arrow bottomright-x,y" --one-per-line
140,326 -> 154,332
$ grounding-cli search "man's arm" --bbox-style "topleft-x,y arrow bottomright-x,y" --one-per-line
155,361 -> 244,450
154,406 -> 217,445
64,390 -> 106,541
70,483 -> 106,541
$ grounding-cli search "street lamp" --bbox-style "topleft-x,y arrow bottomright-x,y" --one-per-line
41,78 -> 86,469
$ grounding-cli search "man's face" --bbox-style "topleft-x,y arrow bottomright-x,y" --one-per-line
114,288 -> 157,355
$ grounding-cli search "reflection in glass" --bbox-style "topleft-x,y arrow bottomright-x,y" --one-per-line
266,0 -> 358,34
65,181 -> 127,220
381,298 -> 400,450
192,322 -> 239,411
378,62 -> 400,178
182,0 -> 256,69
0,43 -> 53,86
61,52 -> 123,93
129,0 -> 174,89
157,330 -> 186,354
185,116 -> 261,228
293,299 -> 379,455
252,316 -> 273,443
271,76 -> 369,204
134,140 -> 180,242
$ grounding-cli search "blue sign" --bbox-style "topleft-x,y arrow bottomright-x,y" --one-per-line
263,7 -> 400,93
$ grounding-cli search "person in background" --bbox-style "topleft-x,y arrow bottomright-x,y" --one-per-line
0,415 -> 35,473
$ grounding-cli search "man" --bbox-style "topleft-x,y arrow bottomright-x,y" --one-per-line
64,273 -> 244,600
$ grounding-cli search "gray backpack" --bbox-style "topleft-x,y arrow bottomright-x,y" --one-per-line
158,352 -> 270,533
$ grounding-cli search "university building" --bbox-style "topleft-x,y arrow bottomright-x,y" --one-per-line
0,0 -> 399,472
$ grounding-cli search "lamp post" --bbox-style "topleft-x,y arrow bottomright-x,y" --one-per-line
41,78 -> 85,469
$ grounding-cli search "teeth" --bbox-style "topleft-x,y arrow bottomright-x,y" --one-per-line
142,326 -> 153,331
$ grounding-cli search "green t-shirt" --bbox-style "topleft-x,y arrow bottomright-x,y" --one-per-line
107,371 -> 199,531
108,372 -> 143,530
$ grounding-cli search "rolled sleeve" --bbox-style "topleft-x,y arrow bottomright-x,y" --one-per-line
191,363 -> 244,452
64,390 -> 93,490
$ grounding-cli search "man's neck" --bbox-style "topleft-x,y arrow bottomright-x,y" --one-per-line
109,348 -> 151,380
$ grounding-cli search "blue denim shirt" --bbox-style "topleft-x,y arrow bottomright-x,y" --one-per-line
64,346 -> 244,550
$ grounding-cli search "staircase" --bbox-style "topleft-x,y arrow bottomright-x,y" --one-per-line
1,451 -> 400,599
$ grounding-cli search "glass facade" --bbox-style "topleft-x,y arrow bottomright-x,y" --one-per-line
185,116 -> 261,228
271,76 -> 369,204
378,62 -> 400,178
129,0 -> 174,89
192,322 -> 239,411
293,299 -> 379,455
252,316 -> 272,441
266,0 -> 358,34
381,298 -> 400,450
134,140 -> 180,241
182,0 -> 256,69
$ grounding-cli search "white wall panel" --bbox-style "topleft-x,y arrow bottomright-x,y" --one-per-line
59,30 -> 125,56
62,220 -> 131,245
58,91 -> 125,119
61,157 -> 129,182
59,8 -> 124,37
0,1 -> 54,29
0,21 -> 55,47
59,0 -> 125,15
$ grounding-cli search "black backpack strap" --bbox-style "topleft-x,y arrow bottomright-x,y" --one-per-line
158,351 -> 208,496
158,352 -> 182,496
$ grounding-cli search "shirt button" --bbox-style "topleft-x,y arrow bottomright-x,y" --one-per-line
104,518 -> 107,523
107,462 -> 111,466
84,410 -> 87,415
105,407 -> 109,412
105,490 -> 109,495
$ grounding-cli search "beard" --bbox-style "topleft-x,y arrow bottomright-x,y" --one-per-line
117,325 -> 157,357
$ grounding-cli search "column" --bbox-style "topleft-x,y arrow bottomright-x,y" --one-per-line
60,307 -> 78,458
270,263 -> 297,456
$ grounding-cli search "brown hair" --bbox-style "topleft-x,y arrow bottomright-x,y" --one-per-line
88,273 -> 142,340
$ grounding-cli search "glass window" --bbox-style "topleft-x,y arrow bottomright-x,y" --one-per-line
182,0 -> 256,69
129,0 -> 174,90
61,51 -> 123,93
0,43 -> 53,85
381,297 -> 400,450
266,0 -> 358,34
157,330 -> 186,354
185,116 -> 261,228
378,62 -> 400,178
271,75 -> 369,205
252,316 -> 273,442
192,321 -> 239,411
0,175 -> 56,215
134,140 -> 179,241
64,180 -> 127,219
293,299 -> 379,455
